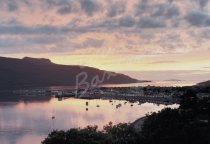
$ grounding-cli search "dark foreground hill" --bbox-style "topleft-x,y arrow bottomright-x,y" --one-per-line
0,57 -> 139,89
197,80 -> 210,87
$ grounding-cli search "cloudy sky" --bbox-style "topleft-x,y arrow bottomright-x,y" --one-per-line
0,0 -> 210,81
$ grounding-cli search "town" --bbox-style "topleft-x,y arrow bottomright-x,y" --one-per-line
11,84 -> 210,104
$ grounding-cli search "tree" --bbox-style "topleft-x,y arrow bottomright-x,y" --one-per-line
42,126 -> 108,144
180,89 -> 198,110
104,122 -> 138,144
141,108 -> 210,144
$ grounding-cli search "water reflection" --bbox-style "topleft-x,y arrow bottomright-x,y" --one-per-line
100,80 -> 195,87
0,97 -> 178,144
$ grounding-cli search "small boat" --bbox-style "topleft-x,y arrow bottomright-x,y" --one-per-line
96,105 -> 100,107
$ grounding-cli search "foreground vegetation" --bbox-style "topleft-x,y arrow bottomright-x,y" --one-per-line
42,90 -> 210,144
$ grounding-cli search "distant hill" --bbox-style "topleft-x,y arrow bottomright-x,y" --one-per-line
197,80 -> 210,87
0,57 -> 140,89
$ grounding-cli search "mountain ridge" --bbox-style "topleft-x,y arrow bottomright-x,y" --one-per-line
197,80 -> 210,87
0,56 -> 141,89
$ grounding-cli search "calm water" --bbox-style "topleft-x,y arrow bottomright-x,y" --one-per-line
0,97 -> 178,144
42,80 -> 195,91
100,80 -> 196,87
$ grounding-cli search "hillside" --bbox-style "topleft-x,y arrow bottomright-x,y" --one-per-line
197,80 -> 210,87
0,57 -> 139,89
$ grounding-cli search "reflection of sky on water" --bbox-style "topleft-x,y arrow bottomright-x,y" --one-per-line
100,80 -> 195,87
0,98 -> 178,144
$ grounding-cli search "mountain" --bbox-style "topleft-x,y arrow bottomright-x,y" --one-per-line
197,80 -> 210,87
0,57 -> 139,89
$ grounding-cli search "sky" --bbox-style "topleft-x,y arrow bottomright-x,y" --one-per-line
0,0 -> 210,81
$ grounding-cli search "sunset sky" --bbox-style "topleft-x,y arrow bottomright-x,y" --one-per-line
0,0 -> 210,81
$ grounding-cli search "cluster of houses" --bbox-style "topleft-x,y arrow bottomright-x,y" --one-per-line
12,86 -> 210,103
